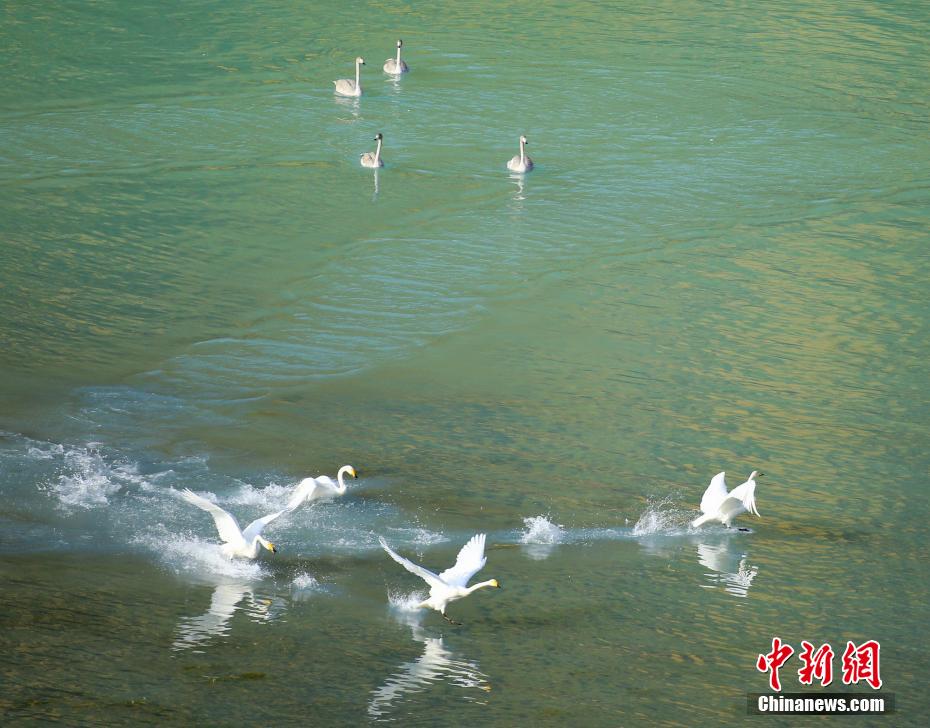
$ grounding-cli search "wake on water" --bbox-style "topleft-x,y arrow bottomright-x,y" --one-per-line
8,431 -> 750,592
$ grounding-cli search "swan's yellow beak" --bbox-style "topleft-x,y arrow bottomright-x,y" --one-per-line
350,467 -> 358,478
266,542 -> 277,554
490,579 -> 501,588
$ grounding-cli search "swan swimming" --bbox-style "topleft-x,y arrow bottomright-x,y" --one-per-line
180,488 -> 296,559
334,57 -> 365,97
289,465 -> 358,507
360,133 -> 384,168
379,533 -> 501,624
506,135 -> 534,173
383,39 -> 409,74
692,471 -> 763,528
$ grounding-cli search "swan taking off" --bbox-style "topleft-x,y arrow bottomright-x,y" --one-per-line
360,133 -> 384,168
334,57 -> 365,97
289,465 -> 357,507
692,471 -> 763,528
379,533 -> 501,624
180,489 -> 296,559
383,39 -> 409,74
506,135 -> 534,173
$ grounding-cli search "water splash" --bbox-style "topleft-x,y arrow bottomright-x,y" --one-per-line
385,526 -> 448,548
519,515 -> 564,560
291,572 -> 320,590
27,442 -> 65,460
388,589 -> 426,613
520,515 -> 564,544
51,445 -> 149,510
632,496 -> 695,536
131,524 -> 266,580
223,480 -> 299,512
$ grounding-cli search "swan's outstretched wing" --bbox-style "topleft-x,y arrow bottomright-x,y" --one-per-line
242,507 -> 292,543
438,533 -> 487,587
699,472 -> 729,514
181,489 -> 243,544
379,537 -> 444,588
721,478 -> 760,518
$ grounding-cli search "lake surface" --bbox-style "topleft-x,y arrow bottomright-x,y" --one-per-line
1,1 -> 928,724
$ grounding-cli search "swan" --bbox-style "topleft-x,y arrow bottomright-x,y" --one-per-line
379,533 -> 501,624
360,133 -> 384,168
180,488 -> 295,559
334,57 -> 365,97
506,135 -> 534,173
289,465 -> 357,507
692,471 -> 763,528
383,39 -> 409,74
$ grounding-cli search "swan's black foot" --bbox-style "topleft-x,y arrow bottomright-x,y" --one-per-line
442,613 -> 461,626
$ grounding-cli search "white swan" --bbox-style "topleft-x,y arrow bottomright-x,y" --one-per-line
334,57 -> 365,97
289,465 -> 357,507
383,39 -> 409,74
379,533 -> 501,624
180,489 -> 295,559
506,135 -> 534,173
691,471 -> 763,528
360,133 -> 384,168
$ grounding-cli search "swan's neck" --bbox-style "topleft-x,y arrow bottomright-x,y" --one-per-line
374,138 -> 382,163
335,467 -> 351,494
519,139 -> 526,164
396,46 -> 402,65
355,61 -> 361,87
466,580 -> 497,595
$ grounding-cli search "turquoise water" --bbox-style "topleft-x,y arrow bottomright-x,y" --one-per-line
2,1 -> 928,724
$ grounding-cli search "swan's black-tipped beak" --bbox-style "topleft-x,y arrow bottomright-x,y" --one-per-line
758,472 -> 765,477
491,579 -> 501,588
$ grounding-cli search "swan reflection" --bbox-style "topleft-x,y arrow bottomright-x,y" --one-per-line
521,542 -> 556,560
385,74 -> 403,94
333,95 -> 360,118
172,579 -> 284,651
368,612 -> 490,719
696,540 -> 759,598
509,172 -> 526,208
